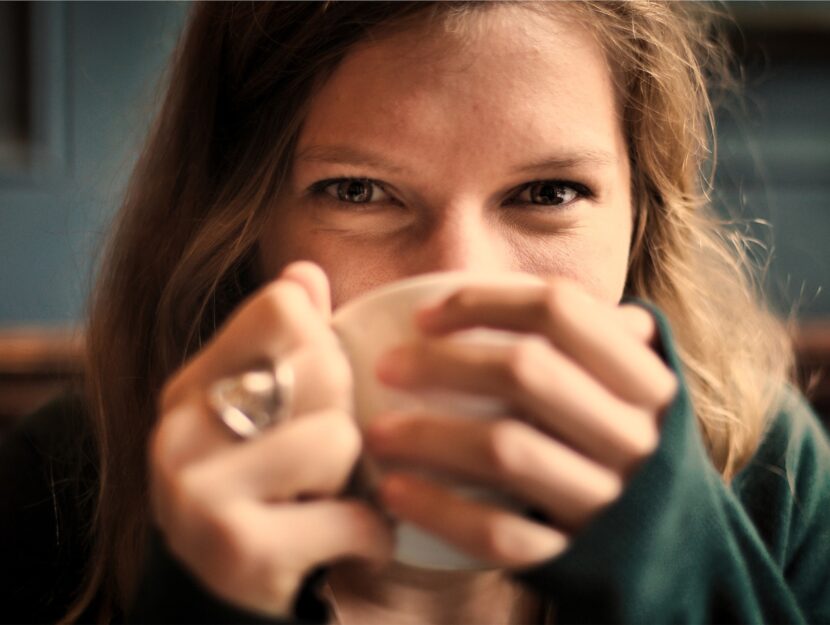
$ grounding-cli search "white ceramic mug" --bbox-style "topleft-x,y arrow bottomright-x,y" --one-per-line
331,271 -> 545,569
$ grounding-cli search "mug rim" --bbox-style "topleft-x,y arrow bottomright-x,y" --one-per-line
331,270 -> 545,324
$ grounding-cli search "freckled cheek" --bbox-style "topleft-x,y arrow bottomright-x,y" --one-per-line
509,230 -> 630,303
580,227 -> 632,302
295,238 -> 404,308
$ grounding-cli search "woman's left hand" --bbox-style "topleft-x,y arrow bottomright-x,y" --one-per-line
365,277 -> 678,568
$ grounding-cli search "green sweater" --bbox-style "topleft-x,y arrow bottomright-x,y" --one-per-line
512,308 -> 830,623
2,310 -> 829,623
129,308 -> 830,623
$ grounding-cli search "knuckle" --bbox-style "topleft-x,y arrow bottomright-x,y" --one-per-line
625,416 -> 660,460
597,472 -> 624,507
444,287 -> 479,314
541,278 -> 576,322
317,347 -> 354,400
485,420 -> 528,475
480,515 -> 523,562
200,505 -> 261,571
480,515 -> 561,565
660,370 -> 680,406
261,279 -> 304,306
338,501 -> 378,540
320,414 -> 363,465
502,338 -> 546,390
249,280 -> 308,331
253,283 -> 293,323
622,304 -> 655,330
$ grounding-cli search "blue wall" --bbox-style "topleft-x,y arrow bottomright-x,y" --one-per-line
0,2 -> 188,326
0,2 -> 827,325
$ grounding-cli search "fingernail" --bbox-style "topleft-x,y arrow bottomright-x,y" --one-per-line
418,304 -> 453,334
365,414 -> 403,452
380,474 -> 409,507
367,412 -> 405,437
376,348 -> 413,386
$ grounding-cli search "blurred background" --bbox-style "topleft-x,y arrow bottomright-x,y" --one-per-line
0,1 -> 828,421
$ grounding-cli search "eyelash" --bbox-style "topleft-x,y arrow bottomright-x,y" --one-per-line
306,177 -> 594,209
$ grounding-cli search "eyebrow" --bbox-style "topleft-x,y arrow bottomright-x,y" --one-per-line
295,144 -> 617,176
511,151 -> 618,174
297,145 -> 412,175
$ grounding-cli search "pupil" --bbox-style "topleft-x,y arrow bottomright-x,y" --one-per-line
533,183 -> 563,205
341,180 -> 370,202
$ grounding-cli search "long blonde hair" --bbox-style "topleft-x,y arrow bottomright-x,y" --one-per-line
68,2 -> 792,621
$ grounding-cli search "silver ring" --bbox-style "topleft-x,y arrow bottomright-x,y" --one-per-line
208,360 -> 295,438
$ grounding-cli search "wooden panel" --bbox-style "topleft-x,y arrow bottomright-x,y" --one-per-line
0,324 -> 829,427
0,327 -> 83,425
794,321 -> 830,420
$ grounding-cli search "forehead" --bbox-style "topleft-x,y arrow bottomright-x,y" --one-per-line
296,4 -> 623,175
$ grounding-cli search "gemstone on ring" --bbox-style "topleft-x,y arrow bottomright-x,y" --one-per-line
209,362 -> 294,438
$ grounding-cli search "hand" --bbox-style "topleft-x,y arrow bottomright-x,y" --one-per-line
366,277 -> 677,568
149,261 -> 394,616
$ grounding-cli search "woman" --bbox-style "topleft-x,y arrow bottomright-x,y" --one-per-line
1,2 -> 828,623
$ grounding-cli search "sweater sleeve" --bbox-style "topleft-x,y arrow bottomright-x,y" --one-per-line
512,306 -> 830,624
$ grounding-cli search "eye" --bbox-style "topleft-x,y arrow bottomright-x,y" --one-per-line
310,177 -> 393,205
511,180 -> 591,207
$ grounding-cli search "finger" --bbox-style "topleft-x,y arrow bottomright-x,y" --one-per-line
161,277 -> 336,413
285,343 -> 353,415
366,414 -> 622,529
416,278 -> 676,409
179,498 -> 394,616
156,339 -> 353,468
186,410 -> 362,502
277,499 -> 395,568
616,303 -> 658,345
378,473 -> 568,568
280,261 -> 333,320
366,413 -> 621,531
377,337 -> 658,473
151,395 -> 233,477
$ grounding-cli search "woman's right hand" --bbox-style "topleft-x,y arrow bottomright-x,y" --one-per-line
149,261 -> 394,617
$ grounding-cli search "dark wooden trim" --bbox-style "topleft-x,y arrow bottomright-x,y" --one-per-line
1,323 -> 829,425
0,327 -> 83,375
793,321 -> 830,419
0,328 -> 83,425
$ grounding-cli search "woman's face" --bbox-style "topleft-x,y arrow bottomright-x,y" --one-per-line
259,5 -> 632,309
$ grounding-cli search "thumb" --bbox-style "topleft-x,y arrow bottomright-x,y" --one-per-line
279,261 -> 333,320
